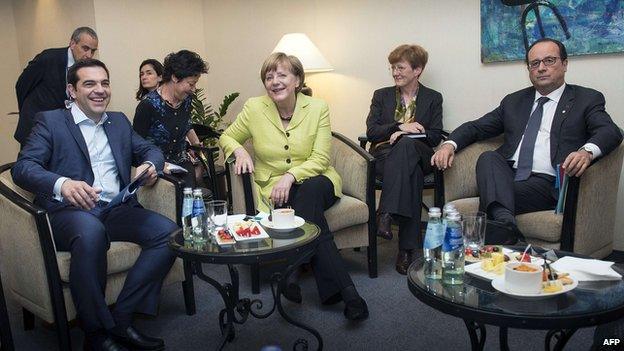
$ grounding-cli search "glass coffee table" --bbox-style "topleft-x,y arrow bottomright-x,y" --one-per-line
169,221 -> 322,351
407,247 -> 624,351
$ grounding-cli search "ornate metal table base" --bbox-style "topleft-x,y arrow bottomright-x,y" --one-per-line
545,329 -> 577,351
192,249 -> 322,351
462,322 -> 577,351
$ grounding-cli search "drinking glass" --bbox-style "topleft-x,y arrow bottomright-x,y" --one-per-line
207,200 -> 228,234
462,211 -> 486,252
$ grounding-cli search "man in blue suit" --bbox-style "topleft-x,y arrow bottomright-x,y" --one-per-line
12,59 -> 177,351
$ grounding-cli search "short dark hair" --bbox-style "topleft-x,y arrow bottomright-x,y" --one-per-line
67,59 -> 109,87
525,38 -> 568,64
136,59 -> 164,100
162,50 -> 208,83
70,27 -> 98,43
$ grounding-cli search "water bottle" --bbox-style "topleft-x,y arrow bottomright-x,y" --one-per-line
191,189 -> 208,243
423,207 -> 444,279
442,212 -> 465,285
442,203 -> 457,219
181,187 -> 194,241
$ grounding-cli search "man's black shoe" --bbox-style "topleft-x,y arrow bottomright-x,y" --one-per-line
110,326 -> 164,350
83,337 -> 128,351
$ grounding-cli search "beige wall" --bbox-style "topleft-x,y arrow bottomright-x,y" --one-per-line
1,0 -> 623,249
93,0 -> 208,116
0,1 -> 21,166
12,0 -> 96,64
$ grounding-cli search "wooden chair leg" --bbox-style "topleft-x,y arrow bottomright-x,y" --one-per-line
182,260 -> 196,316
22,308 -> 34,330
251,264 -> 260,294
54,317 -> 71,351
367,244 -> 378,278
0,276 -> 14,351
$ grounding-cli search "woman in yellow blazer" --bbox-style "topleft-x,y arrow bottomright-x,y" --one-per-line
220,53 -> 368,321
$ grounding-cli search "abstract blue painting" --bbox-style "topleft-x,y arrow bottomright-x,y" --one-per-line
481,0 -> 624,63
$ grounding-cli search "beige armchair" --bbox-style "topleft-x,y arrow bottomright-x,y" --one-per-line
443,137 -> 624,258
0,163 -> 195,351
227,132 -> 377,284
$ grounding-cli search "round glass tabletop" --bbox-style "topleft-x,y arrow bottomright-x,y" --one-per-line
169,221 -> 321,265
408,249 -> 624,329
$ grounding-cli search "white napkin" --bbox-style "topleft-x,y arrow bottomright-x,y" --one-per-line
550,256 -> 622,281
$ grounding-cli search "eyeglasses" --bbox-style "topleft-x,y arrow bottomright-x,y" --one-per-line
528,56 -> 561,70
389,65 -> 410,73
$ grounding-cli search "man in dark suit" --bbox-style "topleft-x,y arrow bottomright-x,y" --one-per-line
366,44 -> 444,274
14,27 -> 98,145
432,38 -> 623,244
12,59 -> 176,351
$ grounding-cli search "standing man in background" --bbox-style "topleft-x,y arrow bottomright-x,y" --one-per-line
14,26 -> 98,145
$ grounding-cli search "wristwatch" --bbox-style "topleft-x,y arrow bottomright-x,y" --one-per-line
580,146 -> 594,157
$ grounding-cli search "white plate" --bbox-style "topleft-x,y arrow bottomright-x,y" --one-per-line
491,276 -> 578,299
465,262 -> 505,281
211,228 -> 236,246
260,216 -> 305,232
465,249 -> 546,281
227,220 -> 270,242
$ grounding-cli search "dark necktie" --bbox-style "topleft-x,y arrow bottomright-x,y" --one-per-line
514,96 -> 550,181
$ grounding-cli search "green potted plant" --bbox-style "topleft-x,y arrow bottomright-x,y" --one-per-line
190,88 -> 239,147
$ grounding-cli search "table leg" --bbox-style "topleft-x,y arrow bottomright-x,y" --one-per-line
463,320 -> 486,351
193,261 -> 237,350
499,327 -> 510,351
274,248 -> 323,351
545,329 -> 577,351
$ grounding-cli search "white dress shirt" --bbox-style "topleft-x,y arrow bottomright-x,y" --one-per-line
445,83 -> 601,177
53,104 -> 121,202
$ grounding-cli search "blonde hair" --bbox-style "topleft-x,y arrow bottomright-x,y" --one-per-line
388,44 -> 428,70
260,52 -> 305,93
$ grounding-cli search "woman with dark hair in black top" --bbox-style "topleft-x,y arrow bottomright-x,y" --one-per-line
135,59 -> 163,100
133,50 -> 208,187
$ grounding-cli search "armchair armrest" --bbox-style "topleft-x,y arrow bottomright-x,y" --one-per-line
562,143 -> 624,256
225,157 -> 257,215
330,132 -> 375,203
443,136 -> 503,203
0,163 -> 65,322
189,145 -> 222,199
137,173 -> 183,224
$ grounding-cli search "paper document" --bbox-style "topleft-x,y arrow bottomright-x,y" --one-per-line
166,163 -> 188,174
404,133 -> 426,139
106,167 -> 151,209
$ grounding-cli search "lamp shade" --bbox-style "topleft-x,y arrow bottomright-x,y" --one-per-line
272,33 -> 333,73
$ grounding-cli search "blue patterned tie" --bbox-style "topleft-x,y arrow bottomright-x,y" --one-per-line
514,96 -> 550,181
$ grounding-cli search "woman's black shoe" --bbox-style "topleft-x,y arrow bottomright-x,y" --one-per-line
344,297 -> 369,321
282,282 -> 302,304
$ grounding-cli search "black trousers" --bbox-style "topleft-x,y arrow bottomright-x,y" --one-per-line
49,202 -> 178,333
475,151 -> 558,215
284,175 -> 354,303
375,137 -> 434,250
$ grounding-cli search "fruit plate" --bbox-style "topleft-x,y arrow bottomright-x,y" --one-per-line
491,276 -> 578,299
465,250 -> 546,281
212,228 -> 236,245
227,218 -> 270,242
465,246 -> 545,264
